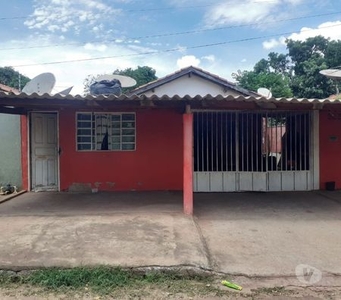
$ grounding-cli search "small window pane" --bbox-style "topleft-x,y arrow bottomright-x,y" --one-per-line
77,121 -> 92,128
122,144 -> 135,150
112,136 -> 120,143
112,129 -> 120,136
78,144 -> 92,150
122,114 -> 135,121
122,121 -> 135,128
122,136 -> 135,143
112,122 -> 121,128
112,115 -> 121,121
122,129 -> 135,135
77,114 -> 92,121
111,143 -> 121,150
78,136 -> 92,143
77,129 -> 92,135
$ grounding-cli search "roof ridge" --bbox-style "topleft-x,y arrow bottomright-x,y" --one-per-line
128,65 -> 257,96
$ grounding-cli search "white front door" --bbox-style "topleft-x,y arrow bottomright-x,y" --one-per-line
31,113 -> 58,191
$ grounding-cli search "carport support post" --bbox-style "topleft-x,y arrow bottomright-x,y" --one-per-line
183,105 -> 193,215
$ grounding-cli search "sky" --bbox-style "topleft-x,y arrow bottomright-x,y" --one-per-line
0,0 -> 341,95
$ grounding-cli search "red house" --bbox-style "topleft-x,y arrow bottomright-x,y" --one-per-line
0,67 -> 340,215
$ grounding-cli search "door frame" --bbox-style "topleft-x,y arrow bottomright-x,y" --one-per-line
28,111 -> 60,191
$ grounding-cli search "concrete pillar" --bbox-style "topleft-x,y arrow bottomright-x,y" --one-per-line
183,112 -> 193,215
20,115 -> 29,191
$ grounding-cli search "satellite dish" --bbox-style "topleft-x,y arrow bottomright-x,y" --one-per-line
257,87 -> 272,99
319,69 -> 341,79
95,74 -> 136,88
57,86 -> 73,95
22,73 -> 56,95
320,68 -> 341,95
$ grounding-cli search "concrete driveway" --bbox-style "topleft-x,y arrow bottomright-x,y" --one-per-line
0,191 -> 208,269
194,192 -> 341,280
0,190 -> 341,287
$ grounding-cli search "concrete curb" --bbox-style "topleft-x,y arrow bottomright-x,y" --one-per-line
0,190 -> 27,204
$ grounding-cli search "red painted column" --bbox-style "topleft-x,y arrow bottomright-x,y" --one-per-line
20,114 -> 29,190
183,112 -> 193,215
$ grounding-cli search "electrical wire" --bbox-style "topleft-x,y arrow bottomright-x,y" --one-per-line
11,22 -> 341,68
1,11 -> 340,51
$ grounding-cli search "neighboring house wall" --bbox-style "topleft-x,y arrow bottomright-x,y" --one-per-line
142,75 -> 242,97
0,113 -> 22,188
59,109 -> 183,191
319,110 -> 341,189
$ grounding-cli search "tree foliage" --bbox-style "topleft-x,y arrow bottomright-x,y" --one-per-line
234,36 -> 341,98
0,67 -> 30,91
233,52 -> 293,98
83,66 -> 157,95
113,66 -> 157,92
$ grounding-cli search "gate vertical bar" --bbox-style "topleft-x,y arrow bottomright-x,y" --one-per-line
221,112 -> 223,172
235,112 -> 239,190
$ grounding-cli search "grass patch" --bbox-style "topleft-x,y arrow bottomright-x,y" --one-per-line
0,266 -> 214,296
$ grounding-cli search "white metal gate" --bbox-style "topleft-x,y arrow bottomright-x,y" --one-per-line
193,111 -> 314,192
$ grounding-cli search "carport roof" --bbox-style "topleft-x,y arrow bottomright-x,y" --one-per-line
0,91 -> 340,114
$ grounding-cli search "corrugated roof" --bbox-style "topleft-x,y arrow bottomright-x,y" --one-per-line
0,91 -> 340,104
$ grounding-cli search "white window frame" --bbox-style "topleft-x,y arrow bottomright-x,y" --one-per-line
76,112 -> 136,151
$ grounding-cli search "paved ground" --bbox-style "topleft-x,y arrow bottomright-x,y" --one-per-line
195,192 -> 341,279
0,190 -> 341,289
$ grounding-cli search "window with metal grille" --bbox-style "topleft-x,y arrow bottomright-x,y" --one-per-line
76,112 -> 136,151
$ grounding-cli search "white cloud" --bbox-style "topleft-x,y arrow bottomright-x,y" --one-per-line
83,43 -> 108,52
262,21 -> 341,49
177,55 -> 201,69
25,0 -> 121,36
241,58 -> 247,63
0,34 -> 185,95
262,36 -> 286,49
204,0 -> 305,27
287,21 -> 341,41
201,55 -> 215,62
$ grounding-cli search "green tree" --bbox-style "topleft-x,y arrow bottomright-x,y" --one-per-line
235,36 -> 341,98
0,67 -> 30,91
233,70 -> 293,98
113,66 -> 157,93
286,36 -> 335,98
233,52 -> 293,97
83,66 -> 157,95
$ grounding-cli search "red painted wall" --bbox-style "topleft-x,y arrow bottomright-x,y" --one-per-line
319,110 -> 341,189
59,109 -> 183,191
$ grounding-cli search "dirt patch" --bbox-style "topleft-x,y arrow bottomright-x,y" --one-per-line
1,281 -> 341,299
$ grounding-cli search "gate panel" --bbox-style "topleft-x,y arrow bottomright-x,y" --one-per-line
223,173 -> 237,191
268,172 -> 283,191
